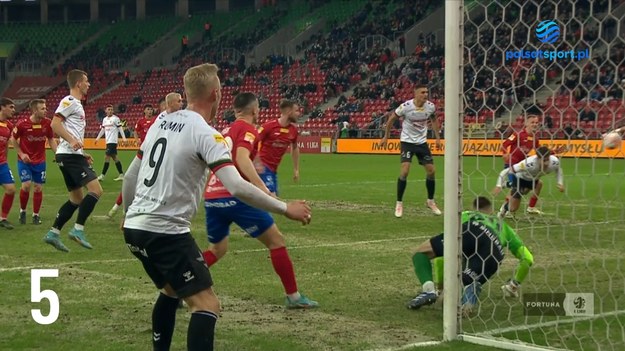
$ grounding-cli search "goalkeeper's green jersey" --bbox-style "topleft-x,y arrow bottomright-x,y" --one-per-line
461,210 -> 524,254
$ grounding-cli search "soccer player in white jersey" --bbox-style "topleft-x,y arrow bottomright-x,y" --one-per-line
381,84 -> 442,217
121,63 -> 312,351
44,69 -> 103,252
95,104 -> 127,181
493,146 -> 565,218
106,92 -> 184,219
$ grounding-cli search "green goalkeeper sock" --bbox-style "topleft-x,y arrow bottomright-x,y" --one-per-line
514,259 -> 531,283
433,257 -> 444,288
412,253 -> 434,292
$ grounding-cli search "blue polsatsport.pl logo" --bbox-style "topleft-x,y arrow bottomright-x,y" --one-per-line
536,20 -> 560,44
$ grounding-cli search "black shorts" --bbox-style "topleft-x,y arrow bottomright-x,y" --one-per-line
510,175 -> 539,199
123,228 -> 213,298
105,143 -> 118,156
430,222 -> 504,285
55,154 -> 98,191
400,142 -> 433,165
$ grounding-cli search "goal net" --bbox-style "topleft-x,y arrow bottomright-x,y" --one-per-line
444,1 -> 625,350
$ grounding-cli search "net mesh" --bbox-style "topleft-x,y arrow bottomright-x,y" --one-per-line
459,1 -> 625,350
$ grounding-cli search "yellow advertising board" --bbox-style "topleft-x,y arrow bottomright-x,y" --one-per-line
336,139 -> 625,158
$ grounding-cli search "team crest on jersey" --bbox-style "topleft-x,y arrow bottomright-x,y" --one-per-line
280,128 -> 289,133
244,132 -> 255,143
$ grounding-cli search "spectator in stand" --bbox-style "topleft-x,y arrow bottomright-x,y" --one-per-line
181,35 -> 189,55
579,105 -> 596,122
203,22 -> 213,42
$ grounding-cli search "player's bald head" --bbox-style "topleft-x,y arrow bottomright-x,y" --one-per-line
166,92 -> 182,108
183,63 -> 221,103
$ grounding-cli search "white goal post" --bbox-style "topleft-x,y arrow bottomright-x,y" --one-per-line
444,1 -> 625,350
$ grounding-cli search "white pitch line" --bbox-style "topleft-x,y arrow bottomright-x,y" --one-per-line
367,340 -> 443,351
0,235 -> 429,273
481,309 -> 625,336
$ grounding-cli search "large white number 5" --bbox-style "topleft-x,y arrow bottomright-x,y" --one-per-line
31,269 -> 59,325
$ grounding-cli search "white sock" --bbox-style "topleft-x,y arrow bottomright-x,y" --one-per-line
112,204 -> 119,211
74,224 -> 85,231
287,292 -> 301,301
49,228 -> 61,235
422,281 -> 436,293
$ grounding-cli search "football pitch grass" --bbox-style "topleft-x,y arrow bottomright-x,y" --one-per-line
0,150 -> 623,351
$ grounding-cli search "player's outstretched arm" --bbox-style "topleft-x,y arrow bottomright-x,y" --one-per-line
95,127 -> 104,143
215,165 -> 311,225
121,156 -> 141,212
493,168 -> 510,195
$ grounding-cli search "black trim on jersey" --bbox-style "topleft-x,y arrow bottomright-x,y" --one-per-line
208,158 -> 233,171
54,113 -> 67,121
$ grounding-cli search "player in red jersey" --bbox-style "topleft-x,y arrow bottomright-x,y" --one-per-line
203,92 -> 318,309
0,97 -> 16,229
501,113 -> 541,215
134,104 -> 156,144
255,99 -> 300,195
11,99 -> 58,225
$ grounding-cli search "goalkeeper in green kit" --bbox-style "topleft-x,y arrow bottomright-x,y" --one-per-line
407,196 -> 534,315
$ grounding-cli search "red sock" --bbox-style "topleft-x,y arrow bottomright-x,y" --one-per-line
529,195 -> 538,208
270,246 -> 298,295
19,189 -> 29,211
33,191 -> 43,214
115,193 -> 123,206
1,193 -> 14,219
202,250 -> 219,267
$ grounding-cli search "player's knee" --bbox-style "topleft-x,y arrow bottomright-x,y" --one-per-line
185,288 -> 220,314
413,240 -> 434,257
33,184 -> 43,192
4,185 -> 16,195
20,183 -> 31,192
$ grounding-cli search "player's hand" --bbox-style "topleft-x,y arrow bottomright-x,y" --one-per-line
254,162 -> 265,174
293,169 -> 299,182
435,139 -> 442,150
84,153 -> 94,165
557,184 -> 565,192
20,153 -> 31,163
492,186 -> 502,196
94,140 -> 98,145
284,200 -> 312,225
70,139 -> 83,151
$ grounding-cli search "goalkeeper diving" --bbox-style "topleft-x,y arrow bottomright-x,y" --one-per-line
407,196 -> 534,315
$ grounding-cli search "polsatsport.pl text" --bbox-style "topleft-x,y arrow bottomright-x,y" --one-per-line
505,48 -> 590,61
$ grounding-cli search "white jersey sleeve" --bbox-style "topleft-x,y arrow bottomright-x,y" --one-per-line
194,126 -> 232,171
55,96 -> 80,119
395,101 -> 408,117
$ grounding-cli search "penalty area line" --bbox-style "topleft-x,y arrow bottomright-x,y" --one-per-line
0,235 -> 429,273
